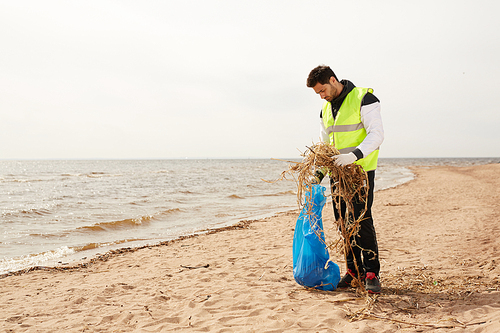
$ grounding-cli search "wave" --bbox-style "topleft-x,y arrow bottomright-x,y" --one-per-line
227,194 -> 244,199
262,190 -> 296,197
2,207 -> 53,218
0,246 -> 75,275
0,238 -> 153,275
72,239 -> 148,252
21,209 -> 183,242
78,216 -> 154,232
5,178 -> 44,183
180,190 -> 196,194
60,172 -> 122,178
28,231 -> 67,239
156,208 -> 182,217
77,208 -> 182,233
86,173 -> 122,178
220,190 -> 295,201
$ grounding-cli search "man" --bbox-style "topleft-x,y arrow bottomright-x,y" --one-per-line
306,65 -> 384,294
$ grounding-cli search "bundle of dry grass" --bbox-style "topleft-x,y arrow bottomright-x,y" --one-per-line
269,142 -> 370,287
273,142 -> 368,215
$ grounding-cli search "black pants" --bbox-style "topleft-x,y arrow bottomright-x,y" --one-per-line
331,170 -> 380,277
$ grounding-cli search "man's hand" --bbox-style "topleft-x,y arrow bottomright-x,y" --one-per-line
333,152 -> 357,166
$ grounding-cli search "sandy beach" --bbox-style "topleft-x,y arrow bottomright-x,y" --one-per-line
1,163 -> 500,332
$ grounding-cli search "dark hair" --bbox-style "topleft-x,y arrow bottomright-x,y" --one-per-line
306,65 -> 338,87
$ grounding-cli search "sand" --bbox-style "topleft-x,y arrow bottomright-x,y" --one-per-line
1,164 -> 500,332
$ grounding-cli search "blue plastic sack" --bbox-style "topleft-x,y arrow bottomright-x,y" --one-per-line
292,184 -> 341,291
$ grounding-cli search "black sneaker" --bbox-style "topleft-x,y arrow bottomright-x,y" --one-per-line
337,269 -> 364,289
365,272 -> 381,294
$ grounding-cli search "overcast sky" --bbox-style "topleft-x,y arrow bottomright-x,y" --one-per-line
1,0 -> 499,159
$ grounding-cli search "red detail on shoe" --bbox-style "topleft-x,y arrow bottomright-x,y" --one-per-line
366,272 -> 377,279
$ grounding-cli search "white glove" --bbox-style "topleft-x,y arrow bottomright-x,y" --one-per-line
333,152 -> 357,166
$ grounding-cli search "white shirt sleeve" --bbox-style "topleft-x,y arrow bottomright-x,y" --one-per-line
358,101 -> 384,157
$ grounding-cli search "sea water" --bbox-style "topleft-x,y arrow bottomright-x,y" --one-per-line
1,158 -> 498,275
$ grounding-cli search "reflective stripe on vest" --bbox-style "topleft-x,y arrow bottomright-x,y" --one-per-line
322,87 -> 379,171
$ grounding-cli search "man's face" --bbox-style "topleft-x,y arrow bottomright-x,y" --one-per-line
312,76 -> 340,102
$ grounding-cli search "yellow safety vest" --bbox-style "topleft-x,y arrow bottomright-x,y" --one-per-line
322,87 -> 379,171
